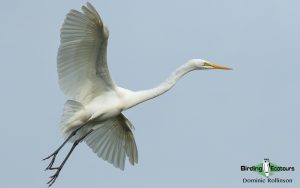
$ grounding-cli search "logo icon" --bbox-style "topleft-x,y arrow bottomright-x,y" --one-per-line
262,158 -> 271,177
241,158 -> 295,184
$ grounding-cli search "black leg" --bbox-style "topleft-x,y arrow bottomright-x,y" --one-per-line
47,129 -> 93,187
43,123 -> 87,170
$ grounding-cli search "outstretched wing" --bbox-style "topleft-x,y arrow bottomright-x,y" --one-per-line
57,2 -> 114,100
85,114 -> 138,170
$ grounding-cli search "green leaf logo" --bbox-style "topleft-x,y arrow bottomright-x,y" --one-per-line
255,162 -> 280,177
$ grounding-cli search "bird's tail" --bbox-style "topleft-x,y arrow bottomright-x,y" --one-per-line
60,100 -> 85,140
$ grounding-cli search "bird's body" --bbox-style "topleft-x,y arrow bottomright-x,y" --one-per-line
62,87 -> 134,135
43,2 -> 231,186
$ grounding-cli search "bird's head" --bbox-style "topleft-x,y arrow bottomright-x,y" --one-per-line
191,59 -> 232,70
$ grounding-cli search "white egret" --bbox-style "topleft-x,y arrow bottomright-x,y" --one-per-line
43,2 -> 231,186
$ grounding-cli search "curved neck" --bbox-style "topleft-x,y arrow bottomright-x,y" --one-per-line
126,61 -> 197,109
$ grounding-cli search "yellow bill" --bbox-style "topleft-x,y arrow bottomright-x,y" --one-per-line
207,62 -> 232,70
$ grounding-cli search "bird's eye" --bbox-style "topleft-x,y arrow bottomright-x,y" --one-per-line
203,62 -> 211,67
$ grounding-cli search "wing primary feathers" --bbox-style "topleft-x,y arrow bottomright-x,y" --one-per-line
84,114 -> 138,169
57,1 -> 114,101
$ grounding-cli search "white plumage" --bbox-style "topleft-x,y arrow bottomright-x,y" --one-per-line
57,3 -> 137,170
43,2 -> 231,186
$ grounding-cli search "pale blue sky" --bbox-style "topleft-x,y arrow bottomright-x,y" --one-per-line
0,0 -> 299,187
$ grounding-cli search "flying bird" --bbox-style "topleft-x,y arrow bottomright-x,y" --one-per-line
43,2 -> 231,186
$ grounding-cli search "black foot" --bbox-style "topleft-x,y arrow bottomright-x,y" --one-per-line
47,167 -> 62,186
43,129 -> 93,187
43,150 -> 59,170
